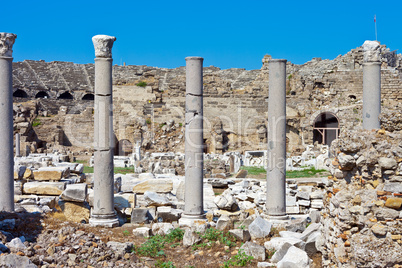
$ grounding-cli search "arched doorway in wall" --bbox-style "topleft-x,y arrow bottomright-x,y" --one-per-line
35,91 -> 49,99
115,139 -> 133,156
313,112 -> 340,146
13,89 -> 28,98
82,93 -> 94,100
58,91 -> 74,100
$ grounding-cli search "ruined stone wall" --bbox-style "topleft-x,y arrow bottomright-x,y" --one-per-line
11,42 -> 402,154
320,126 -> 402,267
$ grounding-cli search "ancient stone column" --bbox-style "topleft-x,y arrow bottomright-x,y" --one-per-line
0,33 -> 16,212
89,35 -> 119,227
15,133 -> 21,157
179,57 -> 206,226
266,59 -> 288,219
362,40 -> 381,130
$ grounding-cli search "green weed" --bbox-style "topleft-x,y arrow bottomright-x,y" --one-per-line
222,249 -> 254,267
136,81 -> 147,87
32,118 -> 41,127
155,260 -> 176,268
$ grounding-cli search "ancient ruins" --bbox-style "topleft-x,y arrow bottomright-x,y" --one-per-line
1,30 -> 402,267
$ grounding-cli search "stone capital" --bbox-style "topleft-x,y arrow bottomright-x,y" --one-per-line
92,35 -> 116,58
362,40 -> 380,62
0,33 -> 17,57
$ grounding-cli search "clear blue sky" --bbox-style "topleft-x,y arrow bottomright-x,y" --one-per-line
2,0 -> 401,70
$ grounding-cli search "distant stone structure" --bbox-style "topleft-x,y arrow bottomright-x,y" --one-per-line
10,41 -> 402,155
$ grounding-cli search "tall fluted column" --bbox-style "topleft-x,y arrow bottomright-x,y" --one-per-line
0,33 -> 16,212
179,57 -> 206,226
362,40 -> 381,130
266,59 -> 288,219
89,35 -> 119,227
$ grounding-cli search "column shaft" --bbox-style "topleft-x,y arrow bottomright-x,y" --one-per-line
183,57 -> 205,219
363,62 -> 381,130
266,59 -> 287,217
15,133 -> 21,157
90,35 -> 118,227
0,56 -> 14,212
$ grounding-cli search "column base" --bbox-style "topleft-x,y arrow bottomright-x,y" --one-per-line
89,215 -> 119,228
179,213 -> 207,227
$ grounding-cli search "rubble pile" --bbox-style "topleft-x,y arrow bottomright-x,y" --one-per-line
321,128 -> 402,267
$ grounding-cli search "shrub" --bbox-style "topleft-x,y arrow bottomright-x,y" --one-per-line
223,249 -> 254,267
136,81 -> 147,87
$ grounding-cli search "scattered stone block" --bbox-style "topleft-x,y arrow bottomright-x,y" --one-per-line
264,237 -> 306,251
216,215 -> 232,231
152,223 -> 174,236
337,153 -> 356,170
183,228 -> 201,247
235,169 -> 248,178
58,200 -> 90,224
271,242 -> 292,263
156,206 -> 182,222
286,205 -> 300,214
143,191 -> 172,207
133,227 -> 151,238
229,229 -> 251,242
14,165 -> 26,180
23,181 -> 66,195
214,190 -> 239,212
131,208 -> 150,224
60,183 -> 87,202
305,231 -> 321,255
296,191 -> 310,200
240,241 -> 266,261
33,166 -> 70,181
5,237 -> 26,250
299,223 -> 321,241
277,246 -> 310,268
248,216 -> 272,239
133,179 -> 173,194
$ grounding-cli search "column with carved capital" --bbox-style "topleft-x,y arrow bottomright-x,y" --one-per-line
89,35 -> 119,227
362,40 -> 381,130
0,33 -> 16,212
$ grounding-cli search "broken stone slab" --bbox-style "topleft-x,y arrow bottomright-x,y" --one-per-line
120,175 -> 141,193
23,181 -> 66,196
107,241 -> 133,253
58,200 -> 90,224
133,179 -> 173,194
310,200 -> 324,209
235,169 -> 248,178
183,228 -> 201,247
14,180 -> 23,195
297,200 -> 311,207
240,241 -> 266,261
286,205 -> 300,214
309,209 -> 321,223
238,201 -> 256,211
0,254 -> 37,268
151,223 -> 175,236
299,222 -> 321,241
277,246 -> 310,268
14,165 -> 26,180
305,231 -> 321,255
248,216 -> 272,239
131,208 -> 150,224
286,196 -> 297,206
310,190 -> 324,199
54,162 -> 84,174
132,227 -> 151,238
5,237 -> 26,250
33,166 -> 70,181
279,231 -> 303,239
229,229 -> 251,242
271,242 -> 292,263
60,183 -> 87,202
296,190 -> 310,200
264,237 -> 306,251
138,173 -> 155,180
156,206 -> 183,222
143,191 -> 172,207
214,190 -> 239,212
216,215 -> 233,231
378,157 -> 398,170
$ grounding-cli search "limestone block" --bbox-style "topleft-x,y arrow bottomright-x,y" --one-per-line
58,200 -> 90,224
383,182 -> 402,193
60,183 -> 87,202
248,216 -> 272,239
264,237 -> 306,251
14,180 -> 23,195
235,169 -> 248,178
33,167 -> 70,181
183,228 -> 201,247
286,205 -> 300,214
6,237 -> 26,250
296,190 -> 310,200
298,200 -> 310,207
299,223 -> 321,241
131,208 -> 149,224
132,179 -> 173,194
143,191 -> 172,207
14,165 -> 26,180
133,227 -> 151,238
271,242 -> 292,263
23,181 -> 66,195
240,241 -> 266,261
120,175 -> 142,193
337,153 -> 356,170
139,173 -> 155,180
385,198 -> 402,209
277,246 -> 310,268
156,206 -> 182,222
0,254 -> 36,268
229,229 -> 251,242
114,193 -> 135,211
23,168 -> 33,179
286,196 -> 297,206
378,157 -> 397,170
304,231 -> 321,255
214,190 -> 239,212
216,215 -> 232,231
310,200 -> 324,209
152,223 -> 174,236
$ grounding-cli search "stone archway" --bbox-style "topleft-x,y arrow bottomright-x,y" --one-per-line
13,89 -> 28,98
313,112 -> 340,146
35,91 -> 49,99
82,93 -> 94,100
115,139 -> 133,156
58,91 -> 74,100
